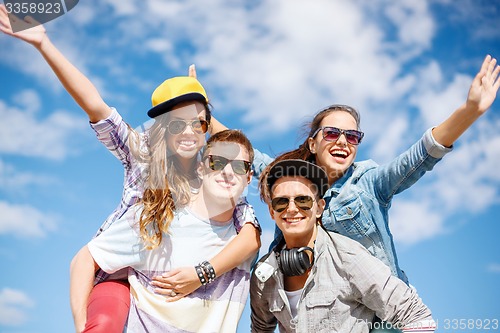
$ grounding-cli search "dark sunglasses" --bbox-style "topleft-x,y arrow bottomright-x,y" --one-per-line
166,119 -> 208,135
205,155 -> 251,175
271,195 -> 314,213
312,126 -> 364,145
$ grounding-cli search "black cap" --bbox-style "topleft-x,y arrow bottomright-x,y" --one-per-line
267,159 -> 329,197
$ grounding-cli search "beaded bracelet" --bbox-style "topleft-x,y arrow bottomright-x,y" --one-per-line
200,260 -> 216,283
195,264 -> 207,285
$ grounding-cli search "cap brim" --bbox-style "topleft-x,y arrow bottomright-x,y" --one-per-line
267,159 -> 329,198
147,93 -> 207,118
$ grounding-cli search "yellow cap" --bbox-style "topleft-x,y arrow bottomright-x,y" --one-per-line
147,76 -> 208,118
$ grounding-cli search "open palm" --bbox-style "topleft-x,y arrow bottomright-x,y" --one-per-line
0,4 -> 46,47
468,55 -> 500,114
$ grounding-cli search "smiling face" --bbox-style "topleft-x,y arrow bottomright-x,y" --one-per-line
269,176 -> 325,248
201,141 -> 252,207
164,101 -> 208,161
308,111 -> 359,184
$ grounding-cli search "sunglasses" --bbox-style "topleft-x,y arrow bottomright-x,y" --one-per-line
166,119 -> 208,135
312,126 -> 364,145
205,155 -> 251,175
271,195 -> 314,213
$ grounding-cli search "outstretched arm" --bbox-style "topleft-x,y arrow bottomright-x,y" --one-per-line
0,5 -> 111,122
432,55 -> 500,147
70,245 -> 99,333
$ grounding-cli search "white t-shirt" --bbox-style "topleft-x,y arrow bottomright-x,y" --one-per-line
284,288 -> 303,319
88,206 -> 254,333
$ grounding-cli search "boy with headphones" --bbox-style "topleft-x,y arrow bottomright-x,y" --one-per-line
250,159 -> 436,333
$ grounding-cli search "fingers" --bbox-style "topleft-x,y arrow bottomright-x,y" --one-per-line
476,55 -> 490,79
160,270 -> 177,278
189,64 -> 197,78
151,277 -> 174,289
493,64 -> 500,91
488,57 -> 499,79
486,55 -> 497,76
153,286 -> 176,296
0,5 -> 13,32
151,283 -> 188,302
165,292 -> 187,303
482,55 -> 500,90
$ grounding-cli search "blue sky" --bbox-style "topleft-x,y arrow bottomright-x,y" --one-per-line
1,0 -> 499,332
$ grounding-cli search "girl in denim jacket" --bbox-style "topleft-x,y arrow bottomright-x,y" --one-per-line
250,56 -> 499,332
255,55 -> 499,285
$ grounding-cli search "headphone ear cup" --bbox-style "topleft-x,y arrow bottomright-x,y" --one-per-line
278,248 -> 291,276
296,249 -> 311,273
279,247 -> 314,277
283,249 -> 295,276
290,248 -> 303,275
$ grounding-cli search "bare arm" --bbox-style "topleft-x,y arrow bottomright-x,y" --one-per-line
210,222 -> 261,274
70,245 -> 99,333
152,223 -> 260,301
432,55 -> 500,147
0,5 -> 111,122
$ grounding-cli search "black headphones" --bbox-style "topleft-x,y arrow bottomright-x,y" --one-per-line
278,246 -> 314,277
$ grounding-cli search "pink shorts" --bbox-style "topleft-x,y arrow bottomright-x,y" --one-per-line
83,280 -> 130,333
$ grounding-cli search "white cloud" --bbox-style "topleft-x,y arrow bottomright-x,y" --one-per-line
388,116 -> 500,245
136,0 -> 496,247
1,0 -> 498,248
370,115 -> 410,162
384,0 -> 435,49
411,65 -> 472,128
487,263 -> 500,273
0,98 -> 87,160
144,38 -> 173,53
183,0 -> 409,134
0,0 -> 442,137
65,2 -> 95,26
0,288 -> 35,326
428,120 -> 500,212
12,89 -> 41,114
0,160 -> 54,191
101,0 -> 140,16
390,199 -> 445,245
0,201 -> 58,238
439,0 -> 500,41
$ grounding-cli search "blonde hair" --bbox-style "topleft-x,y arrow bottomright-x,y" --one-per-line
128,109 -> 207,249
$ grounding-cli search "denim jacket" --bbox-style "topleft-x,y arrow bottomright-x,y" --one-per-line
250,227 -> 435,333
253,128 -> 452,283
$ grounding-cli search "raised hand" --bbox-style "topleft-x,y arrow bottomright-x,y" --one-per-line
0,4 -> 46,47
151,267 -> 202,302
189,64 -> 197,78
432,55 -> 500,147
467,55 -> 500,114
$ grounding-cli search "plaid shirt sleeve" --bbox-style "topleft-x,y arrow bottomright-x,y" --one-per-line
232,196 -> 261,234
89,107 -> 134,168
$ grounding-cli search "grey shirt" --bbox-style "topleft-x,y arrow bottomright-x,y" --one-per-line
250,227 -> 435,333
